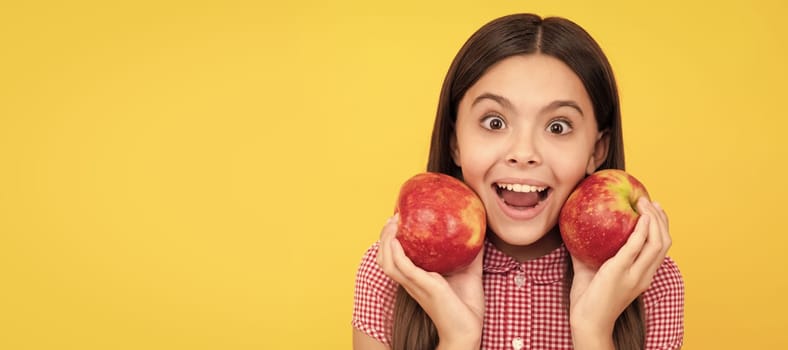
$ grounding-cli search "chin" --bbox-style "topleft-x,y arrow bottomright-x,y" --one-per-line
488,217 -> 553,246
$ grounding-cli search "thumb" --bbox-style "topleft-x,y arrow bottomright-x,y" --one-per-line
569,255 -> 594,295
468,244 -> 485,271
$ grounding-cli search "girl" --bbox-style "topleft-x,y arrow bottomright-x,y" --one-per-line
352,13 -> 684,350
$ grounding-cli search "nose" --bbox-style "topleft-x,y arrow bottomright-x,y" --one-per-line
505,133 -> 541,167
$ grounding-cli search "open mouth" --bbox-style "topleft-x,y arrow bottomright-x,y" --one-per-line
493,182 -> 551,210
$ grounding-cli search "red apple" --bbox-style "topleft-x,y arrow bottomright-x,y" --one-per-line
559,169 -> 650,269
395,172 -> 486,274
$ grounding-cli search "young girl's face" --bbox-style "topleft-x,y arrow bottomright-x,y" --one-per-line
451,54 -> 608,256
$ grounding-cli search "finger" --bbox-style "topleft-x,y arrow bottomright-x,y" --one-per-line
383,213 -> 399,240
376,216 -> 393,265
569,254 -> 595,284
389,237 -> 439,300
390,237 -> 439,283
448,244 -> 485,277
568,255 -> 594,303
642,200 -> 663,249
653,202 -> 672,253
377,216 -> 444,303
631,246 -> 663,292
631,201 -> 665,278
377,215 -> 401,278
653,202 -> 668,227
612,203 -> 651,265
641,200 -> 666,245
645,201 -> 672,277
468,244 -> 485,270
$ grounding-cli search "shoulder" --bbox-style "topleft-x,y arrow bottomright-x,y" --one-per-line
642,257 -> 685,349
642,256 -> 685,308
352,242 -> 398,345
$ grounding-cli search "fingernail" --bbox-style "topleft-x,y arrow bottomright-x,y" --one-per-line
653,202 -> 662,210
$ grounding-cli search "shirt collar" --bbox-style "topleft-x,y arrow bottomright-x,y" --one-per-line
482,239 -> 567,285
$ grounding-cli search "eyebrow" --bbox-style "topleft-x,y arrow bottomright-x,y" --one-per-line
541,100 -> 585,117
471,93 -> 514,110
471,92 -> 585,117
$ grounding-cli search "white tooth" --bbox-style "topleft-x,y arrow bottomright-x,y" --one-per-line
498,183 -> 549,192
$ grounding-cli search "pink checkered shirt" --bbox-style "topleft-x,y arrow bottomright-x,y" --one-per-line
352,240 -> 684,349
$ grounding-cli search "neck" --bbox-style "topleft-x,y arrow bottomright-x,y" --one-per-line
489,226 -> 563,262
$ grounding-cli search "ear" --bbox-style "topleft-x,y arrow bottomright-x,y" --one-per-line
586,131 -> 610,175
450,133 -> 461,167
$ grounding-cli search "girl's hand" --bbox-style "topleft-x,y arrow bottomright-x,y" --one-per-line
568,197 -> 672,349
377,213 -> 484,349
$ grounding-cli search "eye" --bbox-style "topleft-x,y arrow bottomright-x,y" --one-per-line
547,119 -> 572,135
481,115 -> 506,130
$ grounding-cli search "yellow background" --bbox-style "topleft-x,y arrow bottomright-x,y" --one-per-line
1,0 -> 786,348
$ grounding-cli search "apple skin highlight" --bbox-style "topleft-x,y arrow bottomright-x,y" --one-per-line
396,172 -> 486,275
559,169 -> 650,269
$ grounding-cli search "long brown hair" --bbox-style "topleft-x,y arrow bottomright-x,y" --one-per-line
391,14 -> 645,350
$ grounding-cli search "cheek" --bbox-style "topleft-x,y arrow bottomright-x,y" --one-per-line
544,148 -> 589,182
457,145 -> 498,189
456,133 -> 495,169
554,162 -> 590,202
458,151 -> 490,181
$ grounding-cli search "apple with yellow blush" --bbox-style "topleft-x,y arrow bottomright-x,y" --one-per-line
559,169 -> 651,269
395,172 -> 486,274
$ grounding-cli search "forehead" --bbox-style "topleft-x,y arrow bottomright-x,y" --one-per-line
462,54 -> 593,113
